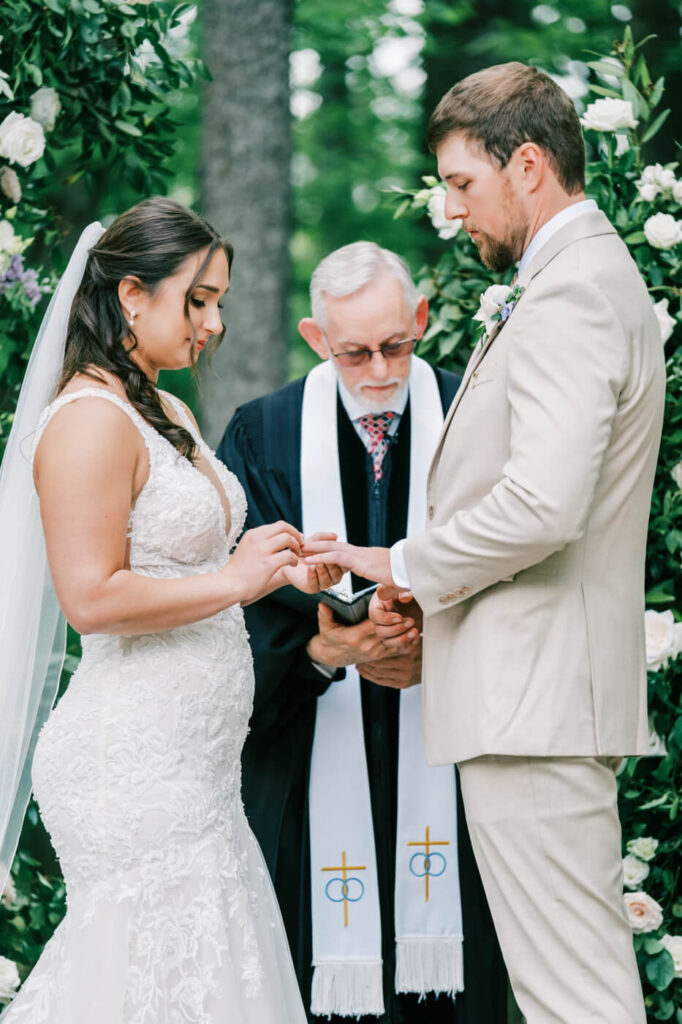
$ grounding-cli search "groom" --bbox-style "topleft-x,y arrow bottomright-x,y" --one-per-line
305,63 -> 666,1022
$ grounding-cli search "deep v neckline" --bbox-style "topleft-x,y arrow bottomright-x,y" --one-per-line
159,392 -> 233,539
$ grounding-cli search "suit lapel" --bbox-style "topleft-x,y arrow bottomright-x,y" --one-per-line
427,209 -> 617,488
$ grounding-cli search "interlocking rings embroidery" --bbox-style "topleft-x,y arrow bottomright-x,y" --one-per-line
325,876 -> 365,903
321,851 -> 367,926
409,851 -> 447,878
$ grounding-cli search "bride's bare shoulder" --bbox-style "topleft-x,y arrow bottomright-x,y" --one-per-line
35,369 -> 141,476
57,367 -> 127,399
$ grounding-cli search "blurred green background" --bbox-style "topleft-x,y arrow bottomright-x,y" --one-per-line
133,0 -> 682,441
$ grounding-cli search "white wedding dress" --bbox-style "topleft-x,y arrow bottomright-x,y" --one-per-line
1,388 -> 307,1024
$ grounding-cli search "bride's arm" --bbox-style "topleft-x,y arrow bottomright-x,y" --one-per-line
34,398 -> 302,635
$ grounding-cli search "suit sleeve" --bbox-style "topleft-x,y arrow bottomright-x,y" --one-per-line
217,408 -> 336,732
403,278 -> 627,617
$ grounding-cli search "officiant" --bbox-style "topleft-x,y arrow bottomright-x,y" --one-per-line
217,242 -> 506,1024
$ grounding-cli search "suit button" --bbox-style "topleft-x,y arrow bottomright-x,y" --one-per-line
438,595 -> 448,604
462,585 -> 471,594
428,505 -> 435,520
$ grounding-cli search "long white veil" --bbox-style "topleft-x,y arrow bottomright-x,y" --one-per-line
0,222 -> 104,892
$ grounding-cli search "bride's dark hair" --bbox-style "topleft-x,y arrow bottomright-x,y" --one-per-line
60,196 -> 233,461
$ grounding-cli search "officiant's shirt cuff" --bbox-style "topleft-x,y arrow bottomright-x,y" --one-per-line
390,539 -> 411,589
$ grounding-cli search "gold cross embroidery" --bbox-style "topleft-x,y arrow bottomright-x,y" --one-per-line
322,850 -> 367,927
407,825 -> 450,902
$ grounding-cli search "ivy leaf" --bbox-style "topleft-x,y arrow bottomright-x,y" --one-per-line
645,949 -> 675,992
645,580 -> 675,604
114,119 -> 143,137
641,108 -> 672,144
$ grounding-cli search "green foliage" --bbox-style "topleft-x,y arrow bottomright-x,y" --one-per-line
0,846 -> 66,978
0,0 -> 201,454
399,31 -> 682,1018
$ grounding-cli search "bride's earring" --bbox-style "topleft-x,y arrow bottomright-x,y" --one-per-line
128,310 -> 136,328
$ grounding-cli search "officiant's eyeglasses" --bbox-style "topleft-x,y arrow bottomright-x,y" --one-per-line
329,337 -> 417,367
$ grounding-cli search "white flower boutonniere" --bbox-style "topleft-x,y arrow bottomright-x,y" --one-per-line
473,281 -> 525,339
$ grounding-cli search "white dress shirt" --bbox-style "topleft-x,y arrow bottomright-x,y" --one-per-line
389,199 -> 599,590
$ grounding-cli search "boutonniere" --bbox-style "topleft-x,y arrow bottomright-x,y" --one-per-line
472,282 -> 526,340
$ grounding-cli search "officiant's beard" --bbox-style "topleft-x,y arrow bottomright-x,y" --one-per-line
356,377 -> 408,410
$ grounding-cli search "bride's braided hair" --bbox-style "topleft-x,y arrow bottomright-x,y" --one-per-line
60,197 -> 233,461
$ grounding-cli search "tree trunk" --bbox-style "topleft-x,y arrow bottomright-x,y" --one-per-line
199,0 -> 293,445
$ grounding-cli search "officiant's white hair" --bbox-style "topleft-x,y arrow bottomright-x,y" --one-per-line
310,241 -> 418,327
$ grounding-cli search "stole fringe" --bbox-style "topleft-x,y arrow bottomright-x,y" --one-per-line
310,962 -> 385,1019
395,937 -> 464,999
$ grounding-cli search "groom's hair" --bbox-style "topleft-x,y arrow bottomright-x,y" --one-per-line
427,62 -> 585,195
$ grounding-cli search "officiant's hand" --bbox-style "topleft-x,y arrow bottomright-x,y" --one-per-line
307,602 -> 419,669
368,585 -> 423,649
301,540 -> 394,587
357,643 -> 422,690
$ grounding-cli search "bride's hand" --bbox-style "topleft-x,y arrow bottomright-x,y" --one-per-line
270,533 -> 344,594
221,521 -> 303,604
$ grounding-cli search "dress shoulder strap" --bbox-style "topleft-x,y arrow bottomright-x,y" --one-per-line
32,387 -> 157,463
160,389 -> 197,438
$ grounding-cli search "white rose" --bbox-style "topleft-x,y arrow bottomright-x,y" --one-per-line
0,219 -> 17,256
29,87 -> 60,133
622,853 -> 650,889
645,609 -> 678,671
426,188 -> 461,240
673,181 -> 682,206
0,956 -> 20,1002
0,112 -> 45,169
639,163 -> 677,193
624,891 -> 664,933
660,935 -> 682,978
644,213 -> 682,250
0,166 -> 20,203
580,98 -> 638,132
637,182 -> 660,203
652,297 -> 676,343
627,836 -> 659,862
473,284 -> 511,336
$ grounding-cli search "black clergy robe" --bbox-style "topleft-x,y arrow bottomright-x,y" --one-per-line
217,368 -> 507,1024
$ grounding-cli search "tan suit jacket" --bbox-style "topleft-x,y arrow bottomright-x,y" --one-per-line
404,210 -> 665,763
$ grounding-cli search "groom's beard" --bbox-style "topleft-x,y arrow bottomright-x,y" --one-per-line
473,227 -> 526,273
468,181 -> 529,273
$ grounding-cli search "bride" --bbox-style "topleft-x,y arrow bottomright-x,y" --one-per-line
0,197 -> 341,1022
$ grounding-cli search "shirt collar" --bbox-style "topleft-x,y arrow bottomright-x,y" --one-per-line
335,368 -> 409,422
517,198 -> 598,276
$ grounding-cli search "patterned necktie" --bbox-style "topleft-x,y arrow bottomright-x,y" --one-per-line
358,411 -> 396,482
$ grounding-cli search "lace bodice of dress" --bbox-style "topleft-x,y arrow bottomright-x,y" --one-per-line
34,386 -> 247,577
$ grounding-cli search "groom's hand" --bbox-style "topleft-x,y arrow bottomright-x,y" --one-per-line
302,540 -> 394,586
369,585 -> 423,649
306,602 -> 420,669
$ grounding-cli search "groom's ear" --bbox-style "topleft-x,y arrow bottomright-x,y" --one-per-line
515,141 -> 544,194
298,318 -> 329,360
